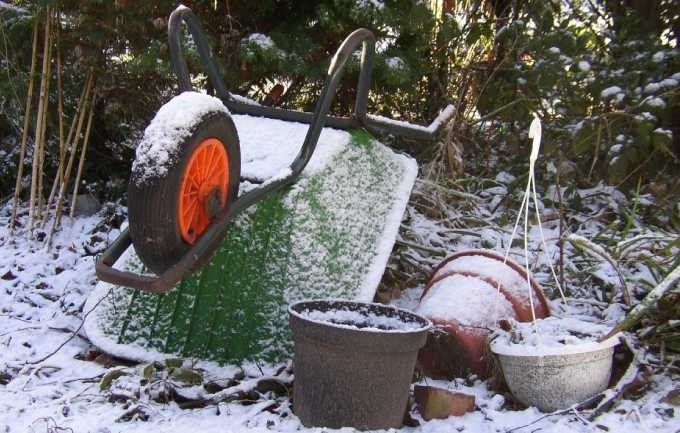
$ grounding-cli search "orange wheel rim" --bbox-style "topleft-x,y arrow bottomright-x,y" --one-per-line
178,138 -> 229,244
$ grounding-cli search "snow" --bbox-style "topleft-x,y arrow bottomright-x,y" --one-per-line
355,0 -> 384,10
643,82 -> 660,93
385,56 -> 407,71
653,127 -> 672,137
358,151 -> 417,301
435,253 -> 536,305
2,115 -> 679,432
490,316 -> 620,356
0,0 -> 28,13
229,92 -> 261,106
660,78 -> 678,88
2,181 -> 679,432
609,143 -> 623,155
652,50 -> 665,62
367,104 -> 455,134
600,86 -> 623,99
292,303 -> 429,332
234,114 -> 349,181
577,60 -> 591,72
416,274 -> 516,328
131,92 -> 229,185
243,33 -> 275,50
495,171 -> 516,184
643,97 -> 666,108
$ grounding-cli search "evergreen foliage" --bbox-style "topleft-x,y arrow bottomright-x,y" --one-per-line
0,0 -> 679,202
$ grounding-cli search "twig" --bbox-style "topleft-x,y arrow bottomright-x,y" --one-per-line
505,407 -> 575,432
28,287 -> 111,365
9,19 -> 39,237
556,156 -> 566,293
588,335 -> 642,420
395,239 -> 446,256
567,234 -> 631,306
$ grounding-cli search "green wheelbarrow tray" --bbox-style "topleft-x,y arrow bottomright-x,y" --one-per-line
85,122 -> 417,363
87,5 -> 452,363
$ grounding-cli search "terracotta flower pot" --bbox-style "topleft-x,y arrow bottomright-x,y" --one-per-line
416,249 -> 550,378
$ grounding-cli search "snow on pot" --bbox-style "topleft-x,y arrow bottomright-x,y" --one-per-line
416,249 -> 550,378
490,317 -> 621,412
288,299 -> 431,430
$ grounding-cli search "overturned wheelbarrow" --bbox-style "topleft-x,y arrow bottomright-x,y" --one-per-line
85,5 -> 453,364
415,249 -> 550,378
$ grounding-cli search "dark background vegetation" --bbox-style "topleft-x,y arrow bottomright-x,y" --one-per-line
0,0 -> 678,217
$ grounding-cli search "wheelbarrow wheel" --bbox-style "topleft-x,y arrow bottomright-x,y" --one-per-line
128,111 -> 240,275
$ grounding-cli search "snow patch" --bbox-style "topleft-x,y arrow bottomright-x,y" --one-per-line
355,0 -> 384,10
601,86 -> 623,99
243,33 -> 275,50
292,304 -> 428,332
652,50 -> 665,62
234,114 -> 349,181
367,104 -> 454,134
490,316 -> 620,356
436,254 -> 535,306
644,97 -> 666,108
416,274 -> 515,328
577,60 -> 591,72
131,92 -> 229,185
385,56 -> 407,71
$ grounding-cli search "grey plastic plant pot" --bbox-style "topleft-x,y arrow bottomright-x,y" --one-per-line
491,338 -> 619,412
289,300 -> 431,430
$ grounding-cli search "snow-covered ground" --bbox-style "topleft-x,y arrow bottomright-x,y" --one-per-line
1,173 -> 678,432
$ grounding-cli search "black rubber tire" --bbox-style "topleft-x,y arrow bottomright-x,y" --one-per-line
128,111 -> 240,275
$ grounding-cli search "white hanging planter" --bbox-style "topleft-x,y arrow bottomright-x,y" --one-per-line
490,316 -> 620,412
488,116 -> 620,412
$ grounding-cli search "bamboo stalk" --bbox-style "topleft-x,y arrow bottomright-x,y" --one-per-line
43,8 -> 65,226
69,88 -> 97,218
44,64 -> 88,222
9,19 -> 39,237
46,71 -> 94,245
36,10 -> 55,222
27,6 -> 52,234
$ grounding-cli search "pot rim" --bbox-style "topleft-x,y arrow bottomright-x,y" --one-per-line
490,333 -> 622,357
289,299 -> 432,335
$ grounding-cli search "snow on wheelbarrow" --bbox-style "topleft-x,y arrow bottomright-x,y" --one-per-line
84,5 -> 453,364
415,249 -> 550,378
